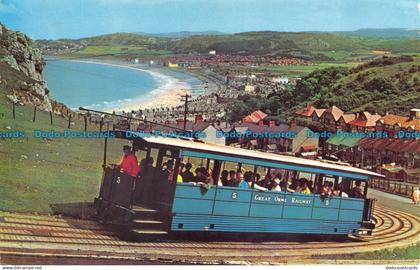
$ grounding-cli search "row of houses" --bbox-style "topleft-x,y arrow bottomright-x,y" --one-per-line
135,110 -> 319,157
294,104 -> 420,170
164,54 -> 311,69
324,136 -> 420,168
122,102 -> 419,182
295,104 -> 420,135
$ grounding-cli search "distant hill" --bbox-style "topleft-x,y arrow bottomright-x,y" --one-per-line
134,31 -> 227,38
35,32 -> 169,56
334,28 -> 420,38
80,32 -> 165,46
35,31 -> 420,59
168,31 -> 420,56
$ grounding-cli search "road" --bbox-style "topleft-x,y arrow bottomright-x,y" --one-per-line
368,188 -> 419,217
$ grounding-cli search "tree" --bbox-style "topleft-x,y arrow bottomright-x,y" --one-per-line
226,101 -> 252,122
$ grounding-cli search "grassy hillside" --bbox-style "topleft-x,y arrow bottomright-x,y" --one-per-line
69,45 -> 171,58
227,55 -> 420,121
81,32 -> 165,46
169,31 -> 420,57
0,65 -> 128,215
304,55 -> 420,113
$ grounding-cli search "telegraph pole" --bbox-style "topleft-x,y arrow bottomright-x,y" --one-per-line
180,93 -> 191,131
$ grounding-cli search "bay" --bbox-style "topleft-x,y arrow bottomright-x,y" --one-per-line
44,59 -> 157,111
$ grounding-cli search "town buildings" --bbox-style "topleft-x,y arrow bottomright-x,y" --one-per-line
295,104 -> 420,178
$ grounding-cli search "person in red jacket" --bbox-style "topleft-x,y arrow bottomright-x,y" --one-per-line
119,145 -> 140,177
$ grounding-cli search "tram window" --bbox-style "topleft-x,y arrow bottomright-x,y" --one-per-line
256,166 -> 267,176
161,157 -> 174,170
134,150 -> 147,161
186,158 -> 213,171
297,172 -> 311,179
185,158 -> 204,169
241,163 -> 254,172
221,161 -> 239,172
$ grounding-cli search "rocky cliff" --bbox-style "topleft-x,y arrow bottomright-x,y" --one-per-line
0,23 -> 52,111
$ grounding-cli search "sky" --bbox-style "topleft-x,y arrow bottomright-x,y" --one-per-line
0,0 -> 419,40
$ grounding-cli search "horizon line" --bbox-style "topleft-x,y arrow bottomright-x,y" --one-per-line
30,27 -> 420,41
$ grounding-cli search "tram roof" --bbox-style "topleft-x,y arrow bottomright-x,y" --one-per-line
130,135 -> 384,179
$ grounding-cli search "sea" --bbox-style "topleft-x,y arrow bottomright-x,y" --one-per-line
43,59 -> 204,112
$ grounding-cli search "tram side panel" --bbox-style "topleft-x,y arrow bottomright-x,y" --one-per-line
171,184 -> 365,235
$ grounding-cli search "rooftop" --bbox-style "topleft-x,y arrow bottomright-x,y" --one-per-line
295,104 -> 315,117
325,106 -> 344,121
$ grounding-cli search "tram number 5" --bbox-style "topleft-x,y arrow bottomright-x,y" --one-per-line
231,192 -> 237,200
116,177 -> 121,184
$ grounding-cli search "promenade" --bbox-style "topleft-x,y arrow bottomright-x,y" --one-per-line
368,188 -> 419,217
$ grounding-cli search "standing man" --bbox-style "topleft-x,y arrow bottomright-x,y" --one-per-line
119,145 -> 140,177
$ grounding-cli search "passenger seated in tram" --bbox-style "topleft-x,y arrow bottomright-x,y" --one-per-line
240,171 -> 267,191
220,170 -> 230,186
268,177 -> 281,191
228,170 -> 237,186
179,162 -> 185,174
181,163 -> 195,182
282,178 -> 295,193
237,172 -> 246,188
261,172 -> 272,188
308,180 -> 314,193
256,175 -> 267,189
332,183 -> 349,197
299,179 -> 311,195
294,179 -> 303,193
272,171 -> 282,184
325,181 -> 333,194
206,168 -> 220,185
352,180 -> 364,198
289,178 -> 300,191
252,173 -> 268,191
194,167 -> 207,183
177,166 -> 183,183
254,173 -> 262,185
320,181 -> 332,198
119,145 -> 140,177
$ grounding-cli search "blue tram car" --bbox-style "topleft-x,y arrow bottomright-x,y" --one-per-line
94,131 -> 382,238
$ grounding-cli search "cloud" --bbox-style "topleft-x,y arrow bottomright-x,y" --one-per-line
418,3 -> 420,14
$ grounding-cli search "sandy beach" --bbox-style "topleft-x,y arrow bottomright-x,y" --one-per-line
65,59 -> 196,113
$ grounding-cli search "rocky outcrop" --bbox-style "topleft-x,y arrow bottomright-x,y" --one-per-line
0,23 -> 52,111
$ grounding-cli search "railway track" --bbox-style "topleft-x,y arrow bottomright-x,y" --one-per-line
0,205 -> 418,264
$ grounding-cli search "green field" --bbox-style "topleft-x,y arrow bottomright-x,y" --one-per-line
67,45 -> 172,58
221,62 -> 356,78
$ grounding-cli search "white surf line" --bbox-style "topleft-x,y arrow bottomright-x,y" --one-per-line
64,59 -> 192,112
